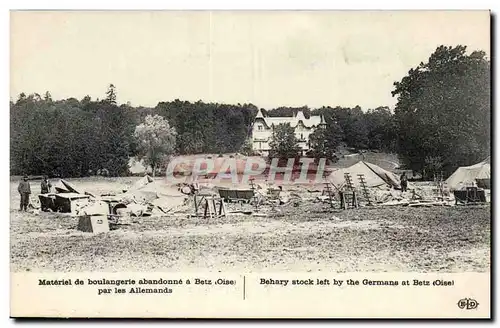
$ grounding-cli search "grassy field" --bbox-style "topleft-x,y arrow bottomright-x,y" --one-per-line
10,179 -> 490,273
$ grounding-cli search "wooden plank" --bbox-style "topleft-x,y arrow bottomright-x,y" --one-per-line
60,179 -> 81,194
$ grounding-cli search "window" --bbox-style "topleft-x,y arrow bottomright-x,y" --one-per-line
258,125 -> 263,131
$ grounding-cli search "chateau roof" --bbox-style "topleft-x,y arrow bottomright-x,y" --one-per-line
255,108 -> 324,128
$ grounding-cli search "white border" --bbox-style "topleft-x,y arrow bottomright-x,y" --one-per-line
2,1 -> 498,327
2,0 -> 498,10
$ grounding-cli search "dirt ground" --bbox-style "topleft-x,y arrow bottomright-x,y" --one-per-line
10,178 -> 491,273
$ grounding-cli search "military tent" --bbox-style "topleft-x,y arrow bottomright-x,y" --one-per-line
445,157 -> 491,190
327,161 -> 401,189
128,174 -> 154,191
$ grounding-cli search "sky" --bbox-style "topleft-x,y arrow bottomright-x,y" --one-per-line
10,11 -> 490,110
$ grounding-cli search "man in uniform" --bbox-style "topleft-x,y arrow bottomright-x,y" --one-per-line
18,175 -> 31,211
40,176 -> 53,211
400,172 -> 408,193
41,176 -> 52,194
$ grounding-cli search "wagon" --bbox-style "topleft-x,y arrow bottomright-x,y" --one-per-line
38,194 -> 57,211
218,188 -> 255,203
54,193 -> 90,213
453,187 -> 486,205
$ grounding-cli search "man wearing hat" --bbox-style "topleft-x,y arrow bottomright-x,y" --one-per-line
17,175 -> 31,211
40,176 -> 52,194
40,176 -> 52,211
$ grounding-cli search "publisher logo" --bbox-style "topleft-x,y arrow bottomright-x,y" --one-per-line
457,298 -> 479,310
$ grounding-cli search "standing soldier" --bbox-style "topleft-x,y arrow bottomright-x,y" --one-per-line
400,172 -> 408,193
41,175 -> 52,194
18,175 -> 31,211
40,176 -> 52,212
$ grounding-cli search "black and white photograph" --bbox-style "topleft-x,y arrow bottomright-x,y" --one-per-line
8,10 -> 491,318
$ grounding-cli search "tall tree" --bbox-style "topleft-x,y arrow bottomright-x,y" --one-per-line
268,123 -> 301,158
95,100 -> 134,176
364,106 -> 397,152
134,114 -> 177,176
392,45 -> 490,177
105,83 -> 117,104
44,91 -> 52,102
308,122 -> 343,161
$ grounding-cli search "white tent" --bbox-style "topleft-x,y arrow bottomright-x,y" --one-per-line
327,161 -> 401,189
445,157 -> 491,190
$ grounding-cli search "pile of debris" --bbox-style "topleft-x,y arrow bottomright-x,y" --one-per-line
38,175 -> 191,219
314,183 -> 457,208
38,179 -> 94,215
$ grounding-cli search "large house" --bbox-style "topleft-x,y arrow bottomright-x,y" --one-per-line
251,108 -> 326,156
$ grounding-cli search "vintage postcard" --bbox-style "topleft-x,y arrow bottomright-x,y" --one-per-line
10,10 -> 491,318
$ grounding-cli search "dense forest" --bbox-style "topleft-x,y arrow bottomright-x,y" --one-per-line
10,45 -> 490,178
9,89 -> 396,177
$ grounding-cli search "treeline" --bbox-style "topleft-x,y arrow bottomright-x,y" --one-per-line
306,45 -> 490,178
10,45 -> 490,179
10,92 -> 396,177
10,87 -> 136,177
10,89 -> 259,177
155,100 -> 257,154
392,45 -> 490,178
267,105 -> 398,152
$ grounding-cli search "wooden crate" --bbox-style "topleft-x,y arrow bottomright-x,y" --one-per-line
38,194 -> 57,211
54,193 -> 90,213
77,215 -> 110,233
218,189 -> 254,202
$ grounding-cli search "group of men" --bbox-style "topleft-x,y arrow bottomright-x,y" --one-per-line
17,175 -> 52,211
